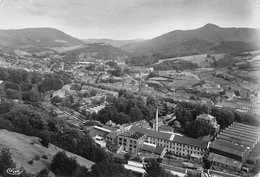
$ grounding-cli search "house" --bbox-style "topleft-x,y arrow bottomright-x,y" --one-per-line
52,90 -> 66,98
158,125 -> 173,133
130,119 -> 150,129
196,114 -> 220,132
105,120 -> 116,127
150,118 -> 164,130
85,105 -> 106,115
117,131 -> 147,154
93,135 -> 106,148
202,81 -> 223,94
226,90 -> 235,100
236,99 -> 260,114
88,126 -> 111,139
165,102 -> 177,112
209,153 -> 242,172
106,131 -> 119,152
141,142 -> 167,158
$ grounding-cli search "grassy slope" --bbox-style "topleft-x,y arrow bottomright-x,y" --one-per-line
0,129 -> 94,174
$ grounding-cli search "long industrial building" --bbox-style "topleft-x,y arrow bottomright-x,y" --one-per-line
209,122 -> 260,172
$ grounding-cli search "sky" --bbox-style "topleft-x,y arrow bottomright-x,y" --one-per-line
0,0 -> 259,40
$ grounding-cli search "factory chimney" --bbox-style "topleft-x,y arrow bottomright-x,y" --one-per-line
156,107 -> 159,131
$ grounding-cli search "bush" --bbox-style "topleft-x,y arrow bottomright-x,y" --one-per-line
28,159 -> 34,165
0,148 -> 16,175
34,155 -> 40,161
36,168 -> 49,177
50,151 -> 78,176
42,155 -> 48,159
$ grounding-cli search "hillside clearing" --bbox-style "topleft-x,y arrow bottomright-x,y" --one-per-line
0,129 -> 94,174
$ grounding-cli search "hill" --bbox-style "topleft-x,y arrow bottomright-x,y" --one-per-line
0,28 -> 129,61
82,38 -> 146,47
61,43 -> 129,62
0,129 -> 94,174
122,23 -> 260,56
0,28 -> 84,48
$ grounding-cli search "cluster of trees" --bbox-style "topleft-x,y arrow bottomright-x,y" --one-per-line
0,68 -> 73,102
4,81 -> 41,102
0,100 -> 108,164
185,120 -> 214,138
126,54 -> 163,66
144,158 -> 179,177
153,59 -> 198,71
0,148 -> 36,177
50,151 -> 135,177
92,90 -> 157,124
105,61 -> 124,77
164,99 -> 260,130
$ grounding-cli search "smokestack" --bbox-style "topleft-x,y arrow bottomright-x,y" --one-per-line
156,107 -> 159,131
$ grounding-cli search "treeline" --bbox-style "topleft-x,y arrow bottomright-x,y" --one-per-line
50,151 -> 135,177
0,67 -> 73,101
126,54 -> 163,66
153,59 -> 198,71
164,99 -> 260,129
91,90 -> 157,124
0,100 -> 108,164
50,151 -> 180,177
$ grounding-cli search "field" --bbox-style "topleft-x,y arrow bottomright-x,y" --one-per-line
153,53 -> 225,66
0,129 -> 94,174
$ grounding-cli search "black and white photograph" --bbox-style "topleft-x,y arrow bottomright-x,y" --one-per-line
0,0 -> 260,176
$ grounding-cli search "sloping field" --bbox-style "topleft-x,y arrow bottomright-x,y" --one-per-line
0,129 -> 94,174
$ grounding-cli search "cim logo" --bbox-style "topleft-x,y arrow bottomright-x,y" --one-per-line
6,168 -> 23,175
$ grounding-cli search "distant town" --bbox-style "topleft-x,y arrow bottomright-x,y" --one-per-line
0,21 -> 260,177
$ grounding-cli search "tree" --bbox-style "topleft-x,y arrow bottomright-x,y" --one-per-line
144,159 -> 165,177
185,120 -> 213,138
129,107 -> 144,122
89,89 -> 97,97
50,151 -> 78,176
91,160 -> 134,177
38,130 -> 50,148
36,168 -> 49,177
5,89 -> 21,99
0,148 -> 16,175
72,166 -> 89,177
51,95 -> 63,105
116,112 -> 131,124
4,81 -> 20,91
0,101 -> 14,114
21,83 -> 33,92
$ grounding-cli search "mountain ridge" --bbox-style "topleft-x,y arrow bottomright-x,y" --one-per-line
82,38 -> 146,47
121,23 -> 260,55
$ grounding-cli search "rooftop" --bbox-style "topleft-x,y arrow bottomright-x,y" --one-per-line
130,126 -> 172,141
159,125 -> 172,132
118,131 -> 145,140
106,131 -> 118,139
220,132 -> 256,143
211,153 -> 242,169
172,135 -> 209,149
217,134 -> 254,148
154,145 -> 165,155
196,114 -> 215,121
233,122 -> 260,132
141,142 -> 156,152
210,139 -> 247,157
130,126 -> 208,149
